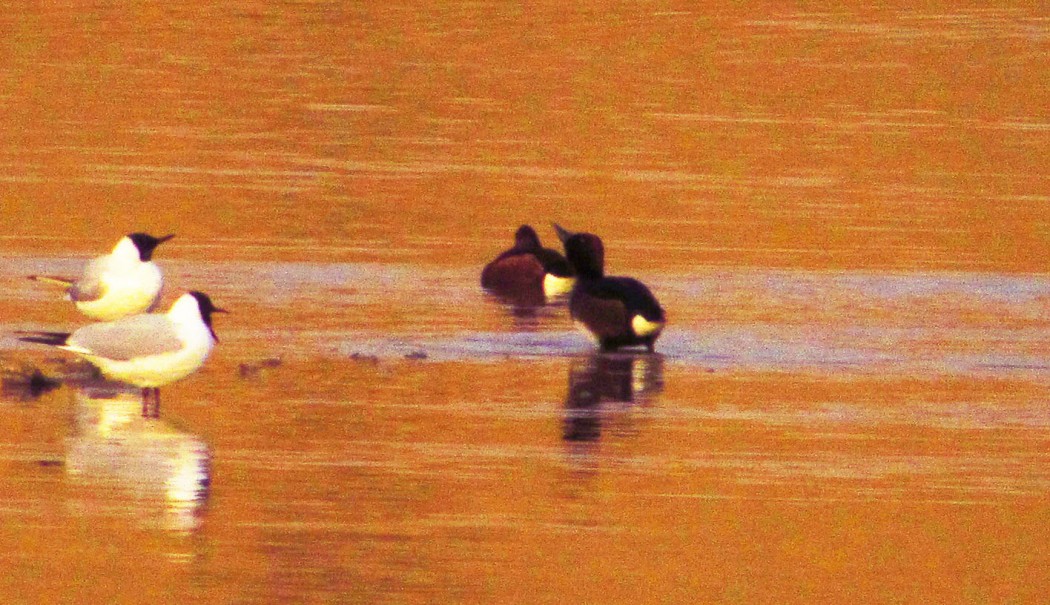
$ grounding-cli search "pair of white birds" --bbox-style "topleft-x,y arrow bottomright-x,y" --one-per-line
20,233 -> 226,416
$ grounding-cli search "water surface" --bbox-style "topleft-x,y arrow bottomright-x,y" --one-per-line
1,3 -> 1049,604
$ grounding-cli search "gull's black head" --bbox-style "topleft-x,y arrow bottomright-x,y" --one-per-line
188,290 -> 228,341
127,233 -> 175,262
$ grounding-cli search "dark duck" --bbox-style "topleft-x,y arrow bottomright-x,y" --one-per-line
554,224 -> 666,352
481,225 -> 575,305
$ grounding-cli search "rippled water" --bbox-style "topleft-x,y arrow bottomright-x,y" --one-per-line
1,3 -> 1049,604
3,256 -> 1049,602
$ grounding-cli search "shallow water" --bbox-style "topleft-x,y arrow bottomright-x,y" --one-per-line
1,3 -> 1049,604
3,258 -> 1050,603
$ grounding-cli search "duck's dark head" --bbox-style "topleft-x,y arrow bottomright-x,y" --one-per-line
563,232 -> 605,279
513,225 -> 542,251
126,232 -> 175,262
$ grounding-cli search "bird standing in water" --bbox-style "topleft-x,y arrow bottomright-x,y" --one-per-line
19,291 -> 226,418
554,224 -> 666,352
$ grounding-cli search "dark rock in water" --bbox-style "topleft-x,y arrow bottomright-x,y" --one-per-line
1,366 -> 62,401
350,352 -> 380,364
238,357 -> 283,379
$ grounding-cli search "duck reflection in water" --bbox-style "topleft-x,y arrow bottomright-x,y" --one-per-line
563,352 -> 664,450
65,384 -> 210,532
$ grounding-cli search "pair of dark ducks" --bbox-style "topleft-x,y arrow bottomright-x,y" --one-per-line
481,224 -> 666,352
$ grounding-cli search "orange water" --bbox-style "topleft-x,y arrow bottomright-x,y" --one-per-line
1,4 -> 1048,604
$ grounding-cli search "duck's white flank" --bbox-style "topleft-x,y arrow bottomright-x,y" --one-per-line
631,315 -> 663,337
543,273 -> 575,297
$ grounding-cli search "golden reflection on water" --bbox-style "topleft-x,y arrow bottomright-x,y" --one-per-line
66,384 -> 210,533
1,255 -> 1049,602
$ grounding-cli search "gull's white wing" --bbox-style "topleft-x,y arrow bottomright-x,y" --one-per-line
67,314 -> 183,360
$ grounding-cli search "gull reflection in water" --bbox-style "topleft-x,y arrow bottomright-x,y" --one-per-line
65,384 -> 210,533
563,352 -> 664,465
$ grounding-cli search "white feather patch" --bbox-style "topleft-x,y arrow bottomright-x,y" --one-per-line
543,274 -> 575,297
631,315 -> 663,337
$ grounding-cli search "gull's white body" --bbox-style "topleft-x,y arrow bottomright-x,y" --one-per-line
72,236 -> 165,321
61,293 -> 216,388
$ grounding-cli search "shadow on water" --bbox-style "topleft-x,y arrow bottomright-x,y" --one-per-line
563,352 -> 664,469
65,384 -> 211,533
